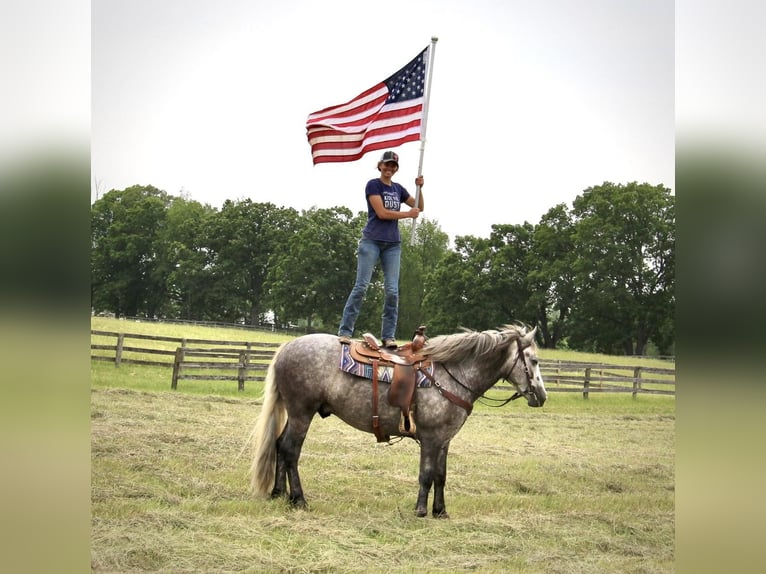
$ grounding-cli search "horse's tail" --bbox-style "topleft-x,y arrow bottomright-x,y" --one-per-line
249,343 -> 287,497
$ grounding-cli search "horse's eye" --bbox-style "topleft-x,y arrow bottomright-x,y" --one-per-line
531,358 -> 539,366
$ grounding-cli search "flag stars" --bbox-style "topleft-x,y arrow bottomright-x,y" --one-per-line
306,46 -> 428,164
384,51 -> 426,104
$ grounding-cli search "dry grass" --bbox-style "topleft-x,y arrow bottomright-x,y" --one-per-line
91,386 -> 674,573
91,317 -> 674,572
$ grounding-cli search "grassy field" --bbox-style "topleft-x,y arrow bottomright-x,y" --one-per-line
91,318 -> 675,572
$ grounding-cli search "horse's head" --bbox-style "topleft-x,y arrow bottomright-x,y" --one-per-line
504,326 -> 547,408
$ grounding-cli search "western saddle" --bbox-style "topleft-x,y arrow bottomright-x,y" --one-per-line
345,326 -> 429,443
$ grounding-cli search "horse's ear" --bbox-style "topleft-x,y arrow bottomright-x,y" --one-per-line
522,326 -> 537,346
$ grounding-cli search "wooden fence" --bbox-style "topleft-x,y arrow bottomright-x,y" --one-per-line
91,331 -> 674,396
170,347 -> 276,391
91,330 -> 279,391
534,359 -> 675,399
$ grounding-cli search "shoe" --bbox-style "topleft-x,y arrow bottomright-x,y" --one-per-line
338,335 -> 352,345
383,338 -> 398,349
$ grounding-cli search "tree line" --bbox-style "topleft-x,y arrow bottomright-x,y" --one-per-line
91,181 -> 674,355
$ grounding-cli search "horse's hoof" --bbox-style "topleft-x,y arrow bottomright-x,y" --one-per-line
433,510 -> 450,519
415,507 -> 428,518
289,498 -> 308,510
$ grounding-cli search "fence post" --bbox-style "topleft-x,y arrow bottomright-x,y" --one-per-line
237,350 -> 249,392
171,347 -> 185,390
115,333 -> 125,367
583,367 -> 591,400
632,366 -> 642,399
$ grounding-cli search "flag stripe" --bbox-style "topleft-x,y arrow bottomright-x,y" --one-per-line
305,47 -> 428,165
309,126 -> 423,157
311,133 -> 422,164
308,126 -> 422,159
306,84 -> 388,123
307,101 -> 424,142
307,91 -> 421,132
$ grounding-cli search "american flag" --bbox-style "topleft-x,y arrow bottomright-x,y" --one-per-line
306,46 -> 428,165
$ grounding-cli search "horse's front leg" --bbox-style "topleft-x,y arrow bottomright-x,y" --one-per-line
431,441 -> 450,518
415,441 -> 450,518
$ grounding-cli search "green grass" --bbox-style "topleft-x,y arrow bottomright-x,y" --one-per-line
91,317 -> 674,573
91,316 -> 296,343
91,361 -> 264,398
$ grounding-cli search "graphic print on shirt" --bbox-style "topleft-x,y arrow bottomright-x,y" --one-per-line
382,185 -> 401,211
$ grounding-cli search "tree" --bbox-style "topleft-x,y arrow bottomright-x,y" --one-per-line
205,200 -> 298,324
422,224 -> 538,336
266,207 -> 362,330
397,218 -> 449,338
91,185 -> 172,317
528,204 -> 576,348
158,196 -> 217,319
422,235 -> 499,334
568,182 -> 675,355
485,222 -> 537,326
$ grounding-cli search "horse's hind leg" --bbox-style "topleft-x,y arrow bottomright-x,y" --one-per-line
274,416 -> 311,508
271,426 -> 289,500
415,441 -> 451,518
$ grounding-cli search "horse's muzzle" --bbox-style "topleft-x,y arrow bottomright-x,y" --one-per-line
525,387 -> 546,408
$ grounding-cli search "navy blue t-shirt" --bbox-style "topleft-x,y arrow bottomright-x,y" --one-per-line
362,178 -> 411,243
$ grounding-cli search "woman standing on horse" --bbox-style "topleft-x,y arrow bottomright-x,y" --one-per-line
337,150 -> 425,349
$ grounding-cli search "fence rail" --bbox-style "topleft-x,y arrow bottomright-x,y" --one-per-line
91,330 -> 279,390
91,331 -> 674,396
534,360 -> 675,398
170,347 -> 274,391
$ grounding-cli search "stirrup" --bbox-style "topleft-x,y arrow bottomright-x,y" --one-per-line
398,410 -> 417,436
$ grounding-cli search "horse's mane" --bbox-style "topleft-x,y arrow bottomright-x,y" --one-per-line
423,324 -> 530,363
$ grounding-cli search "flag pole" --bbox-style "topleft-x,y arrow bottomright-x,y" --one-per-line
411,36 -> 438,245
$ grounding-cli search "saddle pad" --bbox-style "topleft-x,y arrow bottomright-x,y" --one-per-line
339,344 -> 433,388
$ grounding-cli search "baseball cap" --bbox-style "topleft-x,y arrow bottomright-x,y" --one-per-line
378,151 -> 399,166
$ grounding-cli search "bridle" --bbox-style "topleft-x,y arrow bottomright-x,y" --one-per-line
423,337 -> 538,411
503,341 -> 537,403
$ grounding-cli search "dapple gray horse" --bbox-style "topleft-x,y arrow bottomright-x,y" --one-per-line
250,325 -> 547,517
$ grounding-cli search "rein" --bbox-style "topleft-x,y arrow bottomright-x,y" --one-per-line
442,364 -> 521,409
417,365 -> 473,415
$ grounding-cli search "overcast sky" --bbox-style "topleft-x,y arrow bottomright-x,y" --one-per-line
92,0 -> 674,240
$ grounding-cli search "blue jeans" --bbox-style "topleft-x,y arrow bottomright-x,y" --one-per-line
338,238 -> 402,340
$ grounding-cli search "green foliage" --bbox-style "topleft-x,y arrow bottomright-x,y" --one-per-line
266,206 -> 361,329
486,222 -> 537,324
91,185 -> 173,317
568,182 -> 675,354
422,235 -> 495,333
205,199 -> 299,324
91,180 -> 675,354
529,204 -> 576,348
398,220 -> 449,337
159,196 -> 218,319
